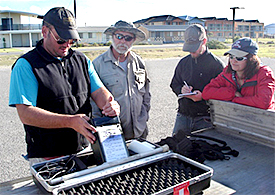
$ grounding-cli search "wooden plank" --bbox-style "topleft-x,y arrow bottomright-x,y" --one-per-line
209,100 -> 275,148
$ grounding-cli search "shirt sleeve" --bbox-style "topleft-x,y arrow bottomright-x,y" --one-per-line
9,58 -> 38,107
202,72 -> 236,101
86,56 -> 104,93
232,67 -> 275,109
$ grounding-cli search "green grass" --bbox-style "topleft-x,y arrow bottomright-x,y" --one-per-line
0,54 -> 21,67
0,40 -> 274,66
0,48 -> 22,53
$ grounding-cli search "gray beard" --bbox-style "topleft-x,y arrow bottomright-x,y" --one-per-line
111,39 -> 133,54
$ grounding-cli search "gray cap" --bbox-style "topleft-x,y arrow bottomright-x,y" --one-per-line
183,24 -> 206,52
104,20 -> 146,42
43,7 -> 80,40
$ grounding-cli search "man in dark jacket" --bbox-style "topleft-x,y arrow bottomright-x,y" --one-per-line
9,7 -> 120,166
170,24 -> 224,135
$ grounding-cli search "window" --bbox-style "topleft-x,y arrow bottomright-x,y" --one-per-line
2,18 -> 13,30
79,33 -> 83,39
224,24 -> 231,31
208,24 -> 214,31
238,25 -> 243,32
88,33 -> 94,38
178,32 -> 184,36
216,24 -> 222,31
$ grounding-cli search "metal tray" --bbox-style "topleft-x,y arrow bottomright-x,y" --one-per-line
51,152 -> 213,195
31,140 -> 169,193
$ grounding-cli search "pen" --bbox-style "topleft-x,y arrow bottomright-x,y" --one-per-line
183,81 -> 192,93
184,81 -> 190,88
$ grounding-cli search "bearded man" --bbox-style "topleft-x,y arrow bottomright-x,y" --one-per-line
91,21 -> 151,140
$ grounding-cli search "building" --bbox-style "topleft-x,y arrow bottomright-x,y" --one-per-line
134,15 -> 204,44
264,23 -> 275,37
234,19 -> 264,38
0,10 -> 109,48
178,15 -> 204,26
201,17 -> 232,39
78,26 -> 109,44
202,17 -> 264,39
0,10 -> 42,48
1,9 -> 268,48
135,15 -> 265,44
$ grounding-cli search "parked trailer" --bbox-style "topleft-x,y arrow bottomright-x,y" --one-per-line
0,100 -> 274,194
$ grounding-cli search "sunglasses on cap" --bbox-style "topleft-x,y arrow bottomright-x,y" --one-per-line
113,33 -> 135,42
229,55 -> 247,62
49,29 -> 77,45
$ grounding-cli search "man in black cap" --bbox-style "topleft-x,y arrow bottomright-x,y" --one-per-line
91,20 -> 151,140
9,7 -> 120,165
170,24 -> 224,135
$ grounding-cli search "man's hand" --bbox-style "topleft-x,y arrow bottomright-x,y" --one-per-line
15,104 -> 97,144
187,90 -> 203,102
102,96 -> 120,116
181,85 -> 193,94
68,114 -> 97,144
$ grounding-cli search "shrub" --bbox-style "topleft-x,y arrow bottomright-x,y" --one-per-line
207,40 -> 228,49
105,41 -> 112,46
233,36 -> 241,43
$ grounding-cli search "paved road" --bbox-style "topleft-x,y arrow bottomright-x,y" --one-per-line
0,57 -> 274,183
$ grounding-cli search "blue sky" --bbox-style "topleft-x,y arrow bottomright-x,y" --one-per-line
1,0 -> 274,27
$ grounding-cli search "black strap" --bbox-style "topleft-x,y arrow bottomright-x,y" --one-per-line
190,134 -> 227,147
232,71 -> 242,92
190,134 -> 239,160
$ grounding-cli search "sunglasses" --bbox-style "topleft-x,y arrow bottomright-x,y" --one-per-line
229,55 -> 247,61
114,33 -> 135,42
49,29 -> 77,45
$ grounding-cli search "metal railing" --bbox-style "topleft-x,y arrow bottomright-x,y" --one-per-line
0,24 -> 42,31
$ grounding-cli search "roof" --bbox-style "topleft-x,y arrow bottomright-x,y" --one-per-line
178,15 -> 195,21
201,17 -> 229,21
0,10 -> 41,18
244,20 -> 260,23
200,17 -> 217,20
77,26 -> 109,32
141,25 -> 189,32
134,15 -> 185,24
265,23 -> 275,27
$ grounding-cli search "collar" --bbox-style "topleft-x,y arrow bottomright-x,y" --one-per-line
192,47 -> 210,63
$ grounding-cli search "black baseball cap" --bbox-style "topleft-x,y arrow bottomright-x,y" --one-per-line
43,7 -> 80,40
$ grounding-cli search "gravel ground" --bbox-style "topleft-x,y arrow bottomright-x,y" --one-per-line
0,56 -> 274,183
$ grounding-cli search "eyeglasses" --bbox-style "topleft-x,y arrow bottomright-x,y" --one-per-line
49,29 -> 77,45
113,33 -> 135,42
229,55 -> 247,62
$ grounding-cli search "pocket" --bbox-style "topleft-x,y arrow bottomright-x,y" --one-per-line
101,75 -> 123,96
134,69 -> 146,91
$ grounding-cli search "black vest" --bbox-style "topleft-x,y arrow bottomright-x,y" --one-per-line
17,40 -> 91,158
